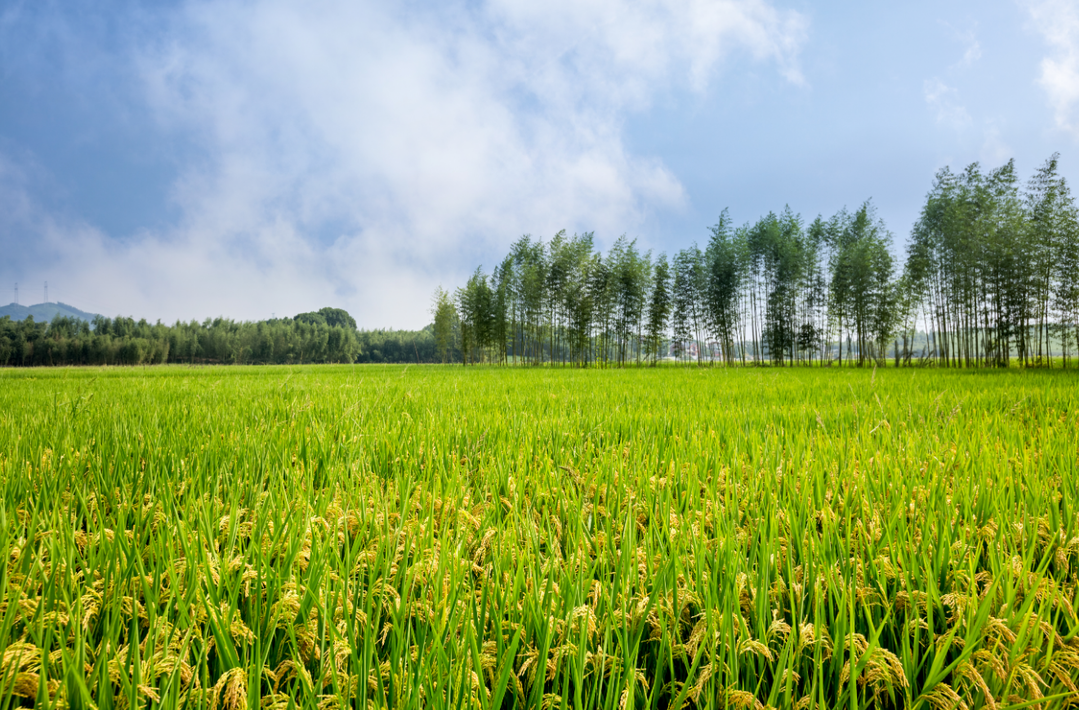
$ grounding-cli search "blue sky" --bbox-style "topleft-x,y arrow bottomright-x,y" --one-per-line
2,0 -> 1078,328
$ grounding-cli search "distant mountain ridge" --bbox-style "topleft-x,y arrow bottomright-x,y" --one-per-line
0,302 -> 102,324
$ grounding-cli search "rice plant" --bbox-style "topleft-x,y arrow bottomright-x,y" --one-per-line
1,364 -> 1077,708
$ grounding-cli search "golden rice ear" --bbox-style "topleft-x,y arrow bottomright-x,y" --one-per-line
1,642 -> 42,676
209,667 -> 248,710
956,661 -> 998,710
9,672 -> 39,699
918,683 -> 969,710
724,687 -> 765,710
259,692 -> 290,710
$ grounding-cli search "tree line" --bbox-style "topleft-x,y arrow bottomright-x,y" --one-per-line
5,156 -> 1076,369
353,327 -> 460,364
0,306 -> 469,367
437,156 -> 1079,367
0,308 -> 364,367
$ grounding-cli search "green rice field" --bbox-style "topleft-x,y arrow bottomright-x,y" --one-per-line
1,364 -> 1078,709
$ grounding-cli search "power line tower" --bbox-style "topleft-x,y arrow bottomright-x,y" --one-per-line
13,283 -> 17,306
44,281 -> 48,304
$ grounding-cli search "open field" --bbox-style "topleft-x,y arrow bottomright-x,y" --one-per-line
1,364 -> 1078,709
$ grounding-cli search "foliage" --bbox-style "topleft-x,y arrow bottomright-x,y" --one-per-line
353,326 -> 451,364
294,307 -> 358,331
431,287 -> 459,364
645,253 -> 672,365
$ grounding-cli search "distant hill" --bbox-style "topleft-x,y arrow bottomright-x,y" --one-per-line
0,302 -> 102,324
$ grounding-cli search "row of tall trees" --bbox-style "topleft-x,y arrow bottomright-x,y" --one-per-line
441,204 -> 900,367
443,156 -> 1079,367
904,156 -> 1079,366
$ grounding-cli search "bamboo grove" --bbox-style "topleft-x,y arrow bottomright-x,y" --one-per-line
441,156 -> 1079,368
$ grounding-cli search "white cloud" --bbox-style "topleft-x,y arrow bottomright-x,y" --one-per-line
924,77 -> 972,130
938,20 -> 981,70
3,0 -> 808,327
962,41 -> 982,68
0,149 -> 344,322
980,124 -> 1013,165
1024,0 -> 1079,137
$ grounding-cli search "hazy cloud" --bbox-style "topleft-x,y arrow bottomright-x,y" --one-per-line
957,31 -> 982,69
135,0 -> 809,326
980,124 -> 1013,165
939,20 -> 981,70
1,0 -> 809,327
0,147 -> 344,321
924,78 -> 972,130
1025,0 -> 1079,137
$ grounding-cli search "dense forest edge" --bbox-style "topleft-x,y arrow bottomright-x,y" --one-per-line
0,307 -> 450,367
4,155 -> 1079,368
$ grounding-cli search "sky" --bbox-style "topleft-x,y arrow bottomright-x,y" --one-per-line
1,0 -> 1078,329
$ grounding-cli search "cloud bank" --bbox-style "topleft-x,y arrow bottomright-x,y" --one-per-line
2,0 -> 807,327
1026,0 -> 1079,138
